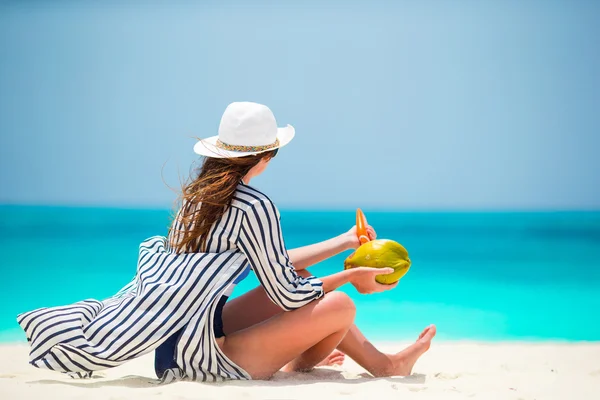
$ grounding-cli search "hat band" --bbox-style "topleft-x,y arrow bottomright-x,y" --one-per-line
215,138 -> 280,153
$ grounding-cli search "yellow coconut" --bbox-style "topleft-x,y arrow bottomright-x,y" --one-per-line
344,239 -> 411,285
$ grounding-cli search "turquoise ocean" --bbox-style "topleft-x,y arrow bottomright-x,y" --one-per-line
1,206 -> 599,343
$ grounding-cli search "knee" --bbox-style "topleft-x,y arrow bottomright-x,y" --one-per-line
322,291 -> 356,322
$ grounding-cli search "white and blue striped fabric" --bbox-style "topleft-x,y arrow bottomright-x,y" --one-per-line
17,182 -> 324,382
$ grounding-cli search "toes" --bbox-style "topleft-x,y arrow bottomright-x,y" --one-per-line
318,350 -> 346,367
323,353 -> 345,366
417,325 -> 437,343
330,355 -> 345,365
420,325 -> 437,342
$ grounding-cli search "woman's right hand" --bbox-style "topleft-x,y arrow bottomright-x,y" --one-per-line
349,267 -> 397,294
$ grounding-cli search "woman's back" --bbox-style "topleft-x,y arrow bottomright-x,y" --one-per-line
167,181 -> 278,255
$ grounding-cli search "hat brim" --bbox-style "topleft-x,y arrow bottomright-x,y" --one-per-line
193,125 -> 295,158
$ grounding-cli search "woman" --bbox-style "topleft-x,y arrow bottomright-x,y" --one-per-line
18,102 -> 435,382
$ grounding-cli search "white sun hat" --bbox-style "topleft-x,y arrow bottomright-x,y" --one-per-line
193,102 -> 295,158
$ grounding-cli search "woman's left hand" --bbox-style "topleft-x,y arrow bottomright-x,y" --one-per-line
344,224 -> 377,250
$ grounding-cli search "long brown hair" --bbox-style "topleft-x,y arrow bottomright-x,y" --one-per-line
168,150 -> 277,253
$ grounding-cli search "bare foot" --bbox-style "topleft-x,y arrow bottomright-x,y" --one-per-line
316,350 -> 346,367
376,324 -> 436,377
282,350 -> 346,373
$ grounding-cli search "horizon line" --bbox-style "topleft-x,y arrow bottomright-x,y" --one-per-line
1,202 -> 599,214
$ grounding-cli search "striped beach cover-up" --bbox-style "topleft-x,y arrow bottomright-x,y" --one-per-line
17,182 -> 324,382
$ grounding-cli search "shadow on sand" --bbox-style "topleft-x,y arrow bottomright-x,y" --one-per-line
28,368 -> 427,389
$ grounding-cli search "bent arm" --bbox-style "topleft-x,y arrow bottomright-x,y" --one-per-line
288,234 -> 354,271
237,200 -> 328,311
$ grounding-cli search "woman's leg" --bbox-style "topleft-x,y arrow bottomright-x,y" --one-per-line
219,291 -> 355,379
222,286 -> 281,335
223,272 -> 435,377
223,286 -> 345,367
337,323 -> 436,377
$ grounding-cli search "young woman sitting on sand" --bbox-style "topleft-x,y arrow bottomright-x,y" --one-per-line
18,102 -> 436,382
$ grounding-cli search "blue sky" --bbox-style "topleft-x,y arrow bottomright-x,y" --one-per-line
0,1 -> 598,210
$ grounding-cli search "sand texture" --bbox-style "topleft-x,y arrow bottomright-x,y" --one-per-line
1,342 -> 599,399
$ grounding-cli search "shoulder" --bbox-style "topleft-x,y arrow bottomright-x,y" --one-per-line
231,183 -> 279,218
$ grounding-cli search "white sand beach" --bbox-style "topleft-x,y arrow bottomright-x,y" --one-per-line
1,342 -> 599,400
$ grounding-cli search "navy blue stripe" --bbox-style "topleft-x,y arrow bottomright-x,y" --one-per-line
205,206 -> 229,252
29,310 -> 91,340
54,346 -> 91,372
138,253 -> 173,293
31,325 -> 80,362
82,297 -> 137,342
226,208 -> 240,244
30,317 -> 82,355
138,238 -> 163,252
58,344 -> 118,369
41,358 -> 53,370
208,302 -> 218,378
214,206 -> 234,253
21,300 -> 98,333
237,182 -> 275,204
49,352 -> 69,372
81,295 -> 132,333
136,251 -> 164,277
